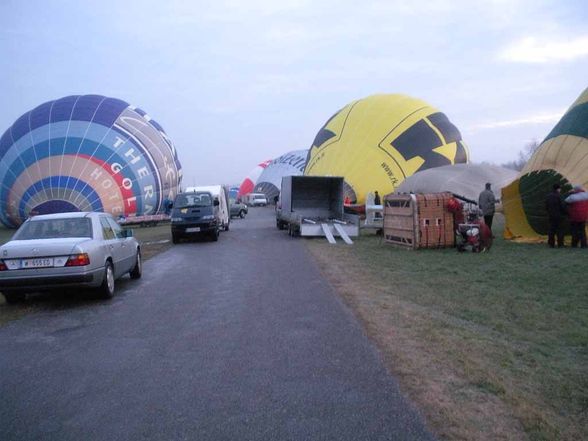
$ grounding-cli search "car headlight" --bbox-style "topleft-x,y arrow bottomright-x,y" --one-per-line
201,215 -> 215,220
171,217 -> 183,222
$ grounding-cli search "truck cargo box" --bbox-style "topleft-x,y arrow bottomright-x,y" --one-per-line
277,176 -> 358,242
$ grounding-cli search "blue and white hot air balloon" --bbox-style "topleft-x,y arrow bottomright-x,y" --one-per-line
253,149 -> 308,201
0,95 -> 182,227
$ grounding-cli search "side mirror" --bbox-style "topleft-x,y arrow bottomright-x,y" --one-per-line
122,229 -> 134,238
214,199 -> 220,206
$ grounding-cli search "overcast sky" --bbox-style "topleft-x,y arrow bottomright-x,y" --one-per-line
1,0 -> 586,185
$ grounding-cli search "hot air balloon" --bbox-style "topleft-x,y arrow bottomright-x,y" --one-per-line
304,94 -> 469,204
396,163 -> 517,204
237,160 -> 271,199
0,95 -> 182,228
253,149 -> 308,201
502,87 -> 588,241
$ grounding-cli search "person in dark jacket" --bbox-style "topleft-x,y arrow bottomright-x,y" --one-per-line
478,183 -> 497,230
564,185 -> 588,248
545,184 -> 566,248
373,191 -> 381,205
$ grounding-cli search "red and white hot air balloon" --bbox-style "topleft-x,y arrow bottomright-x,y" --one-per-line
237,160 -> 272,199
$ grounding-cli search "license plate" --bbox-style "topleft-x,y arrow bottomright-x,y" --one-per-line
21,258 -> 54,268
186,227 -> 200,233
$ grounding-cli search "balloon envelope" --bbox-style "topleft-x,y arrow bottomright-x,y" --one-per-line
0,95 -> 182,227
304,94 -> 469,204
237,160 -> 271,198
502,87 -> 588,240
253,149 -> 308,201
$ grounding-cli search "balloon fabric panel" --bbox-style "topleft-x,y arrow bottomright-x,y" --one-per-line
0,95 -> 182,227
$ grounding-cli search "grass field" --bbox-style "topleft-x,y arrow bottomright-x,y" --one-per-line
305,215 -> 588,440
0,226 -> 13,246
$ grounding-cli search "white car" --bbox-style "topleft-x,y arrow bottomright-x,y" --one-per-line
0,212 -> 141,303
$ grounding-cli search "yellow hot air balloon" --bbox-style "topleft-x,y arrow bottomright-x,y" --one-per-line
304,94 -> 469,203
502,87 -> 588,241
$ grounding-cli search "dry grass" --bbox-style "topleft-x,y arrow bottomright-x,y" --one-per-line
305,215 -> 588,441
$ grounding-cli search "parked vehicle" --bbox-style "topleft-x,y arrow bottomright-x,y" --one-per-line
0,212 -> 141,303
184,185 -> 230,231
230,200 -> 248,218
170,188 -> 228,243
276,176 -> 359,243
246,193 -> 268,207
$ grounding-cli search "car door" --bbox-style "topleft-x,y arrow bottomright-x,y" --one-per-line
99,216 -> 124,278
107,216 -> 135,273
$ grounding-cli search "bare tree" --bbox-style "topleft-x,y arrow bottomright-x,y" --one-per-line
502,139 -> 540,171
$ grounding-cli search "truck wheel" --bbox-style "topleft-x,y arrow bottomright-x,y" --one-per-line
98,262 -> 115,299
210,229 -> 219,242
3,291 -> 26,304
239,210 -> 246,219
129,250 -> 142,279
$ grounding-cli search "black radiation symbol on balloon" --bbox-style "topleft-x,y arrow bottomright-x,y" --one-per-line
380,112 -> 468,172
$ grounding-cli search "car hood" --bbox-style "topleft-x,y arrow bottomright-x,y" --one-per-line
0,238 -> 93,259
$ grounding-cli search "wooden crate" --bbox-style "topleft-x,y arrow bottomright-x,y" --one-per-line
384,192 -> 455,249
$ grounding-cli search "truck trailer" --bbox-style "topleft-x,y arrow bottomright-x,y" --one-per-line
276,176 -> 359,244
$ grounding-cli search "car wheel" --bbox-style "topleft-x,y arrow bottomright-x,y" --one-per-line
98,262 -> 115,299
172,232 -> 180,244
239,210 -> 246,219
130,250 -> 142,279
210,229 -> 219,242
3,291 -> 26,304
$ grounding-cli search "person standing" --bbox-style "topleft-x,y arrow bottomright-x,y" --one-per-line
545,184 -> 566,248
564,185 -> 588,248
478,183 -> 497,230
373,190 -> 382,219
373,191 -> 381,206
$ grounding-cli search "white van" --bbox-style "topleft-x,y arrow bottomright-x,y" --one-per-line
184,185 -> 230,231
247,193 -> 268,207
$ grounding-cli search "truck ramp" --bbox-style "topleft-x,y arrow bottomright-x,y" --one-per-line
334,223 -> 354,245
321,223 -> 337,244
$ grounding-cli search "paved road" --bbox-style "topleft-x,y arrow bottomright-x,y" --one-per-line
0,208 -> 434,440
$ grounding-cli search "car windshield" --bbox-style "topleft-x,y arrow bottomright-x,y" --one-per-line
254,195 -> 265,200
175,193 -> 212,208
13,217 -> 93,240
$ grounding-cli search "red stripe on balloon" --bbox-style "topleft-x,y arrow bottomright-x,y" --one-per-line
75,154 -> 137,215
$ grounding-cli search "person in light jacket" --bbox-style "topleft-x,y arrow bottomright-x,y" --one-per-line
565,185 -> 588,248
478,183 -> 497,230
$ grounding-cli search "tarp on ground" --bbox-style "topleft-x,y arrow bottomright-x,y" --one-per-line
395,163 -> 517,205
